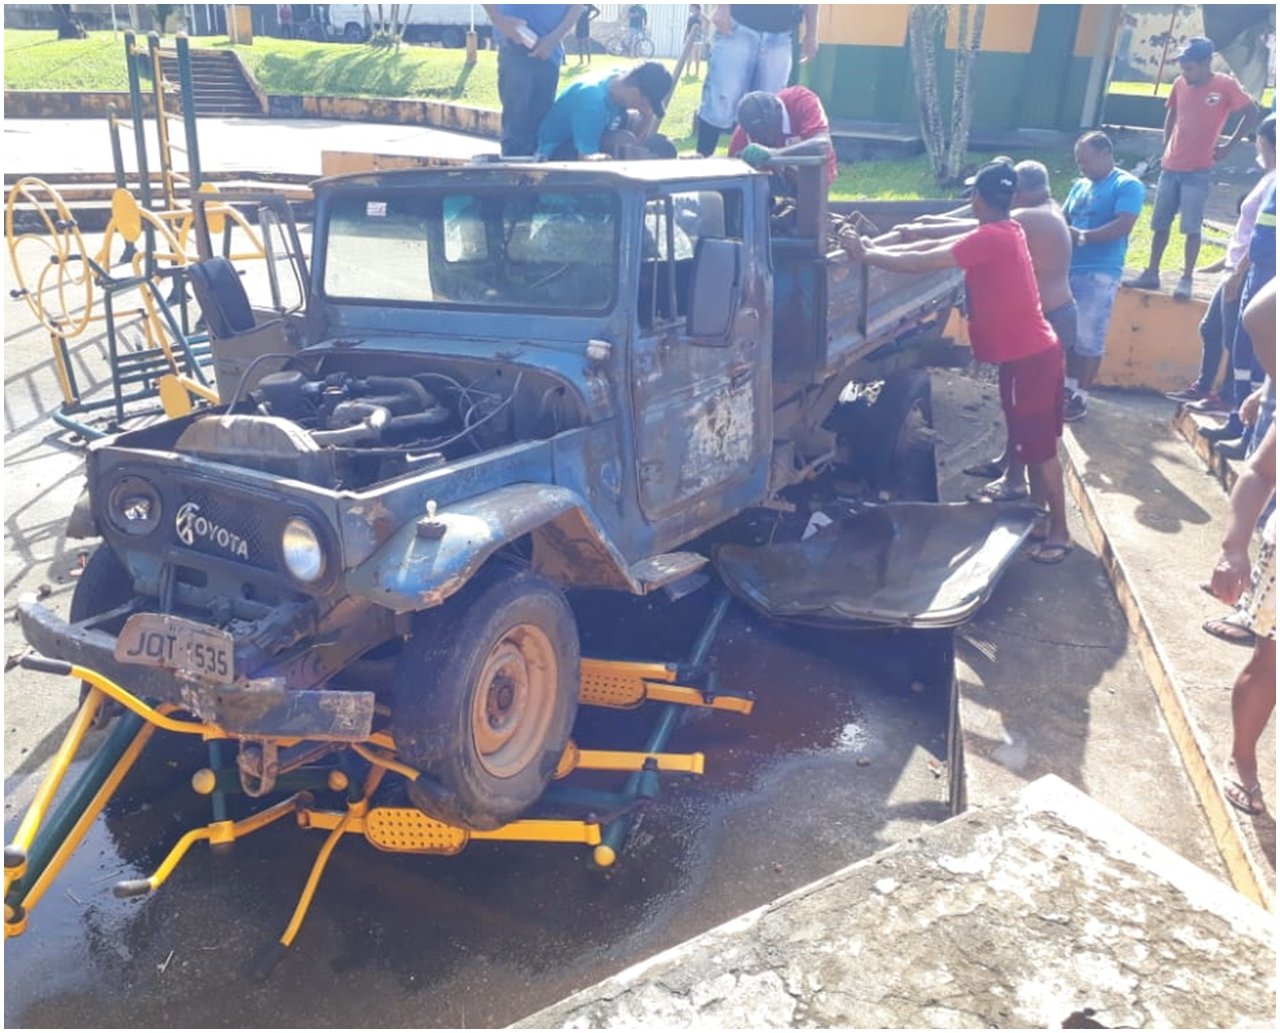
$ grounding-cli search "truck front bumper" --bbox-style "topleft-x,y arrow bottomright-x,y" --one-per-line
16,598 -> 376,741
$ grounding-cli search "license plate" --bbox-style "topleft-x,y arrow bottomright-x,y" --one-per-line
114,614 -> 234,683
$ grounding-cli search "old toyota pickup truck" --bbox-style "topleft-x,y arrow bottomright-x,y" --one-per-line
19,158 -> 966,831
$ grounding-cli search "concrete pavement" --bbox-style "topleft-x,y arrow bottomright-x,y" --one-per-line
3,114 -> 498,180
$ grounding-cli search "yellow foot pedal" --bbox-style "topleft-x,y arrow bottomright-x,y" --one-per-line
362,808 -> 468,855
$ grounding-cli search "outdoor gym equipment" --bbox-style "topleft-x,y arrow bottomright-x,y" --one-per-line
4,31 -> 273,439
4,592 -> 748,977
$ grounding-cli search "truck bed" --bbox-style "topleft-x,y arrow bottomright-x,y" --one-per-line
771,200 -> 964,396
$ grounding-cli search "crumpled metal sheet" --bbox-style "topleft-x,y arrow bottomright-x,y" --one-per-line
715,501 -> 1042,629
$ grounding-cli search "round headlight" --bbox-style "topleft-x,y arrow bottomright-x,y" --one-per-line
107,476 -> 162,536
282,517 -> 326,582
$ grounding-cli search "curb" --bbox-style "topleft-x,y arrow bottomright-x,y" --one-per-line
1173,405 -> 1240,493
1060,425 -> 1273,911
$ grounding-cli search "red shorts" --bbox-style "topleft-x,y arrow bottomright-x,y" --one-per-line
999,346 -> 1064,464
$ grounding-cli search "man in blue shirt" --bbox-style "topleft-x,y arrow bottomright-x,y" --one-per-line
1060,131 -> 1145,421
484,5 -> 583,157
537,62 -> 673,160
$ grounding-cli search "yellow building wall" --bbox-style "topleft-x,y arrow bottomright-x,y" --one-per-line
943,4 -> 1037,53
818,4 -> 1107,56
818,4 -> 909,47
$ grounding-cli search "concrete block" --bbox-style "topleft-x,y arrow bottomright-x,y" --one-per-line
514,775 -> 1274,1029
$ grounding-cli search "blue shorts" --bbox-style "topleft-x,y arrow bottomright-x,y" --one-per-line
1151,168 -> 1211,235
697,18 -> 794,131
1068,270 -> 1121,359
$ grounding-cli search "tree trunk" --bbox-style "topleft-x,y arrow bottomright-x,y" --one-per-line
908,5 -> 947,181
945,5 -> 986,183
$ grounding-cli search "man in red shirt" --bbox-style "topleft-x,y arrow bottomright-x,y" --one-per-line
728,86 -> 836,185
840,160 -> 1071,562
1126,37 -> 1257,300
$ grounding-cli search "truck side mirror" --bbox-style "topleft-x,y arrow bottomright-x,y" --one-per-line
686,238 -> 741,338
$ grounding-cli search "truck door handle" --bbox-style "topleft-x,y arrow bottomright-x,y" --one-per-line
729,363 -> 752,388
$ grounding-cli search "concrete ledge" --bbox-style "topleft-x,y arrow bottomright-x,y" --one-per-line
1174,404 -> 1240,493
4,90 -> 157,117
1100,286 -> 1208,393
268,94 -> 500,137
514,775 -> 1274,1029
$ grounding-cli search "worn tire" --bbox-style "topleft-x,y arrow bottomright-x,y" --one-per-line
343,21 -> 367,42
830,370 -> 935,499
392,567 -> 580,831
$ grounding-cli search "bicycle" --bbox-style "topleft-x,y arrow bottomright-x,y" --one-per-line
607,28 -> 655,58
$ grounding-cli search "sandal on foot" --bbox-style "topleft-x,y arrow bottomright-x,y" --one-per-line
1202,614 -> 1256,647
962,460 -> 1005,479
1224,778 -> 1265,816
1029,541 -> 1073,564
966,480 -> 1029,503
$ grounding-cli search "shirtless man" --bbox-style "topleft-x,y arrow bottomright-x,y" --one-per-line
892,161 -> 1074,502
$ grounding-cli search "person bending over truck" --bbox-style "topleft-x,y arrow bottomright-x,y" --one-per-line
536,62 -> 674,161
892,159 -> 1074,505
729,87 -> 836,186
841,159 -> 1072,563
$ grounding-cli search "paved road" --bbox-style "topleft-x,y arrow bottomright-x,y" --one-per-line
4,116 -> 498,177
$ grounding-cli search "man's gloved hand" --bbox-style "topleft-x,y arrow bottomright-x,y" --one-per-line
739,143 -> 775,169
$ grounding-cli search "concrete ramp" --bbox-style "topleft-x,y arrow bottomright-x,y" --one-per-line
513,775 -> 1274,1029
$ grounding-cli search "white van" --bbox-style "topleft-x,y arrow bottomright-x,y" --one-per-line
324,4 -> 492,46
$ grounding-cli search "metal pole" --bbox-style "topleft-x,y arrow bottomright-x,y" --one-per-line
1152,8 -> 1179,97
177,34 -> 202,191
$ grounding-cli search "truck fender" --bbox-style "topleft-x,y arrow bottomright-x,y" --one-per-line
345,484 -> 640,613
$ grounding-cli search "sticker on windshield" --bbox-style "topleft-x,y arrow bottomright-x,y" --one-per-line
366,201 -> 388,217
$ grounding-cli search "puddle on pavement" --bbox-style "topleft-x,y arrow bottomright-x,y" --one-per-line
4,589 -> 954,1028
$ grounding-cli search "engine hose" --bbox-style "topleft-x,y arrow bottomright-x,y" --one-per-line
353,375 -> 435,415
311,403 -> 389,446
381,408 -> 454,443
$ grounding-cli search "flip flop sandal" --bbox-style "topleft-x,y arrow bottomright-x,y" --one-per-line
962,460 -> 1005,479
1202,614 -> 1257,647
1029,541 -> 1073,564
966,481 -> 1030,503
1224,778 -> 1266,816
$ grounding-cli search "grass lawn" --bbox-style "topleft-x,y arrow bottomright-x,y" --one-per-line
1109,78 -> 1275,108
0,29 -> 1231,272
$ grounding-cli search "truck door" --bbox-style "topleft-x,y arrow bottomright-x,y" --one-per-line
630,186 -> 771,524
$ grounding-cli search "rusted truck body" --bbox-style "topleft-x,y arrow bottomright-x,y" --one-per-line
19,158 -> 964,829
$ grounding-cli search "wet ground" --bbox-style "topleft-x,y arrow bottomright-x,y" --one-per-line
4,593 -> 955,1028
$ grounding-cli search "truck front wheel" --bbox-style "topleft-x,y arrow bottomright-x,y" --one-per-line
392,568 -> 580,831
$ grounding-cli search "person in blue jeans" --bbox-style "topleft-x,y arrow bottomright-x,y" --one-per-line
484,5 -> 583,157
1060,131 -> 1145,421
1204,179 -> 1276,460
694,4 -> 818,157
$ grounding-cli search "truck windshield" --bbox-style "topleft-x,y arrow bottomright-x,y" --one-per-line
323,189 -> 619,313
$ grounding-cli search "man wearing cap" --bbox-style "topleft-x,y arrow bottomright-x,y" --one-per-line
1126,36 -> 1258,301
728,87 -> 836,185
536,62 -> 674,160
840,160 -> 1072,563
484,5 -> 585,158
891,160 -> 1075,501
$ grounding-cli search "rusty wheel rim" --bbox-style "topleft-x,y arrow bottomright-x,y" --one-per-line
470,623 -> 558,779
